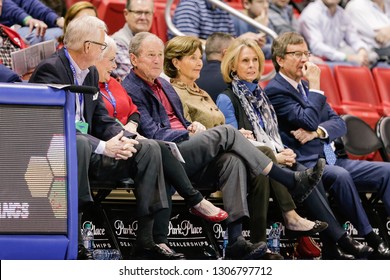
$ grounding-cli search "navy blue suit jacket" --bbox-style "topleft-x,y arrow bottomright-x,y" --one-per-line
265,73 -> 347,164
122,71 -> 191,143
29,48 -> 134,150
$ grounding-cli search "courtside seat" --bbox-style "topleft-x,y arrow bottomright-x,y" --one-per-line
333,65 -> 382,129
372,67 -> 390,116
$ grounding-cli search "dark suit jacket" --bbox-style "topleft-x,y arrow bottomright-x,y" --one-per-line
122,71 -> 191,143
196,60 -> 227,102
265,73 -> 347,164
29,48 -> 135,150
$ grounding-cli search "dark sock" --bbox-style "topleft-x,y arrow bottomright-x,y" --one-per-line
137,214 -> 155,249
268,164 -> 295,190
365,231 -> 382,248
227,219 -> 243,244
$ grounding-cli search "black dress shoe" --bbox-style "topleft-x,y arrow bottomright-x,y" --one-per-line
369,242 -> 390,259
322,247 -> 355,260
132,245 -> 186,260
77,245 -> 93,260
338,236 -> 374,259
286,220 -> 328,237
292,158 -> 326,203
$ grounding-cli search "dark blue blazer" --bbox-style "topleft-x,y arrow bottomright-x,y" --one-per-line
0,64 -> 21,82
29,48 -> 134,150
265,73 -> 346,164
122,71 -> 191,143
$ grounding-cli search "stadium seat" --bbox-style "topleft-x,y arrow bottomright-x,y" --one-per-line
376,116 -> 390,161
259,60 -> 275,89
333,65 -> 382,129
96,0 -> 126,35
372,67 -> 390,116
317,63 -> 344,114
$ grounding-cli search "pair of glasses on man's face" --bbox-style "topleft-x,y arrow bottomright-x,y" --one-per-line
127,9 -> 153,17
285,51 -> 311,59
84,40 -> 108,51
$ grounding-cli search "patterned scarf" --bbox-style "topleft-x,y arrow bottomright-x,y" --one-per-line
231,75 -> 284,152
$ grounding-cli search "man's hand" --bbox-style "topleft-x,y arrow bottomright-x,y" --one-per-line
291,128 -> 317,144
302,61 -> 321,90
346,49 -> 370,67
104,131 -> 138,160
187,121 -> 206,134
26,18 -> 48,37
238,32 -> 266,48
375,26 -> 390,46
239,128 -> 255,140
275,148 -> 296,167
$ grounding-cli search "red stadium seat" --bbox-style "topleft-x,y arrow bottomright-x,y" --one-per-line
259,60 -> 275,89
150,2 -> 177,42
317,63 -> 344,114
333,65 -> 382,129
96,0 -> 126,35
372,67 -> 390,116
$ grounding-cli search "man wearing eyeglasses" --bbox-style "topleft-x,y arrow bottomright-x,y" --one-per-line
266,32 -> 390,259
112,0 -> 154,81
29,16 -> 177,260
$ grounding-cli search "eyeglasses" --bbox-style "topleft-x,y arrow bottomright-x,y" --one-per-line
85,40 -> 108,51
128,10 -> 153,17
285,51 -> 311,59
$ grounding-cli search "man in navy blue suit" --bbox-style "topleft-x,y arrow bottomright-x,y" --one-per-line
266,31 -> 390,259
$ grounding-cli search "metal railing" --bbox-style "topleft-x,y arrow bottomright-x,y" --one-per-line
165,0 -> 277,82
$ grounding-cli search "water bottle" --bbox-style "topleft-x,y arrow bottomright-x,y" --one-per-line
222,229 -> 229,259
82,222 -> 94,252
92,249 -> 122,260
268,223 -> 281,254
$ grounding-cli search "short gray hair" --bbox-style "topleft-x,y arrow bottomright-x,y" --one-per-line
102,34 -> 117,56
64,16 -> 107,50
129,32 -> 163,56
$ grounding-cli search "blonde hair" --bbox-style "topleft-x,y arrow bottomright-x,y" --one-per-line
164,36 -> 203,78
221,38 -> 265,83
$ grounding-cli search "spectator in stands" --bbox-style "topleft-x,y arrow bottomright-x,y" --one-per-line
57,1 -> 98,46
170,0 -> 235,43
29,15 -> 216,261
0,0 -> 64,46
266,31 -> 390,259
298,0 -> 378,67
111,0 -> 154,81
164,35 -> 329,259
0,22 -> 27,69
197,32 -> 233,102
268,0 -> 299,35
123,31 -> 327,260
345,0 -> 390,63
232,0 -> 272,59
217,36 -> 376,259
0,63 -> 21,82
94,34 -> 229,259
164,35 -> 226,128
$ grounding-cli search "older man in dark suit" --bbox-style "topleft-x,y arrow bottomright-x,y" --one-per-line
266,31 -> 390,259
28,16 -> 181,260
